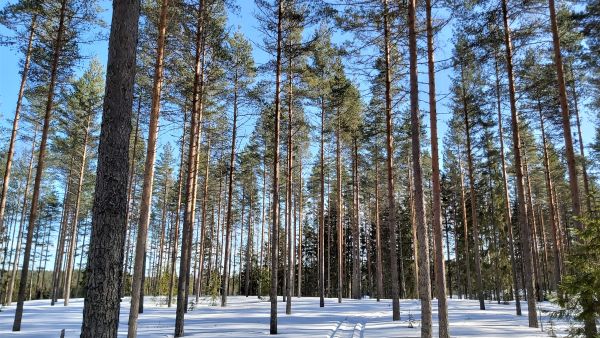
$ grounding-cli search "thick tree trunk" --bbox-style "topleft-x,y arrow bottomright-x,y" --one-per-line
501,0 -> 538,327
382,0 -> 400,320
13,0 -> 68,331
426,0 -> 449,334
408,0 -> 432,334
270,0 -> 283,333
80,0 -> 139,336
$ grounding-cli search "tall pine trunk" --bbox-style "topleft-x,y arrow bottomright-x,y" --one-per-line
460,64 -> 485,310
6,124 -> 38,306
13,0 -> 68,330
319,97 -> 325,307
81,0 -> 139,335
0,15 -> 36,275
426,0 -> 449,333
221,69 -> 239,307
382,0 -> 400,320
270,0 -> 283,333
501,0 -> 538,327
63,114 -> 92,306
494,51 -> 521,316
408,0 -> 432,334
129,0 -> 170,334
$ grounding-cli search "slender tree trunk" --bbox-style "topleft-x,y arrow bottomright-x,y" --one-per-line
460,65 -> 485,310
494,51 -> 521,316
81,0 -> 139,335
297,163 -> 302,297
13,0 -> 68,330
426,0 -> 448,333
501,0 -> 538,327
6,125 -> 38,306
523,153 -> 543,301
567,65 -> 592,213
408,0 -> 432,333
52,158 -> 74,305
175,0 -> 205,334
547,0 -> 582,228
382,0 -> 400,320
456,148 -> 472,298
63,114 -> 92,306
129,0 -> 169,334
245,193 -> 254,297
285,56 -> 294,314
122,95 -> 143,298
319,97 -> 325,307
351,139 -> 360,300
221,69 -> 239,307
196,140 -> 210,299
168,111 -> 187,307
270,0 -> 283,333
336,111 -> 343,304
374,152 -> 383,302
156,175 -> 169,296
539,106 -> 561,290
0,16 -> 36,275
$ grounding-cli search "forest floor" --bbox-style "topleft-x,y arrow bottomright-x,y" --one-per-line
0,295 -> 570,337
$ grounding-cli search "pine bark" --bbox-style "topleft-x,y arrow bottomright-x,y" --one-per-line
63,114 -> 92,306
6,125 -> 38,306
351,139 -> 360,300
494,52 -> 521,316
175,0 -> 205,334
13,0 -> 68,330
501,0 -> 538,327
0,15 -> 36,271
408,0 -> 432,333
80,0 -> 139,335
382,0 -> 400,320
460,65 -> 485,310
319,97 -> 325,307
425,0 -> 449,333
168,111 -> 187,307
547,0 -> 582,226
539,106 -> 561,290
270,0 -> 283,333
221,68 -> 239,307
128,0 -> 169,334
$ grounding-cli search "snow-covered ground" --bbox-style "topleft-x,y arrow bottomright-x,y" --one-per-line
0,296 -> 570,337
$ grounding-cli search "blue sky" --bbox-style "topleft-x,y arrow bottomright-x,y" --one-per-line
0,0 -> 596,166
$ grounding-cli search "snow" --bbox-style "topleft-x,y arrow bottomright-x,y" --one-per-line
0,296 -> 570,337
